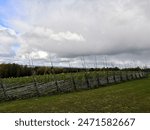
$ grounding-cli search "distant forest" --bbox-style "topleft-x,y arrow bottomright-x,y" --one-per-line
0,63 -> 149,78
0,63 -> 90,78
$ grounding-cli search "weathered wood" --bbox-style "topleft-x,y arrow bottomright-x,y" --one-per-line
0,72 -> 147,102
99,77 -> 108,85
0,79 -> 8,100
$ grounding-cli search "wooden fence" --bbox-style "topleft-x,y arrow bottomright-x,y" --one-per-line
0,71 -> 147,102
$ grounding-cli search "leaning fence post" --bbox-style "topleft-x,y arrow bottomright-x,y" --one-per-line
81,56 -> 90,88
111,63 -> 117,83
119,65 -> 123,81
49,56 -> 59,92
120,70 -> 123,81
95,70 -> 100,87
71,73 -> 76,90
113,70 -> 116,83
104,56 -> 109,84
30,56 -> 40,97
119,64 -> 122,81
68,61 -> 77,90
33,76 -> 40,97
0,78 -> 8,100
94,55 -> 100,87
125,69 -> 129,81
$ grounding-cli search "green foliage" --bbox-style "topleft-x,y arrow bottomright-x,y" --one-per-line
0,63 -> 32,78
1,70 -> 126,87
0,63 -> 85,78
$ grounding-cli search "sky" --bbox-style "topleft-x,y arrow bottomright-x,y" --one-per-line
0,0 -> 150,68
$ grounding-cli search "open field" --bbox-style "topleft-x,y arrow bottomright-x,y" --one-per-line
0,75 -> 149,113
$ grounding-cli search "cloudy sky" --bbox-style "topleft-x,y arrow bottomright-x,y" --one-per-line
0,0 -> 150,68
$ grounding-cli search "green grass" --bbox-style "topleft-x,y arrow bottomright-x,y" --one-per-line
0,76 -> 150,113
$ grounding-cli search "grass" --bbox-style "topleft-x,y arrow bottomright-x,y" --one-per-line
0,76 -> 150,113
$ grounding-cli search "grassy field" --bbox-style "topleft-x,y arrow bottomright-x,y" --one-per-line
0,75 -> 149,113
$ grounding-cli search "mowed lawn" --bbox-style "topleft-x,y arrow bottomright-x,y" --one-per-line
0,76 -> 150,113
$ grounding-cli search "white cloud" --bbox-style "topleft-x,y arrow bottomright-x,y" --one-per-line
0,29 -> 17,57
30,50 -> 48,60
14,25 -> 85,59
50,31 -> 85,41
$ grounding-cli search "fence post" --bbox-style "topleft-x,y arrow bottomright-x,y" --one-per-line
113,71 -> 116,83
96,73 -> 100,87
104,56 -> 109,84
32,74 -> 40,97
85,73 -> 90,88
28,55 -> 40,96
81,56 -> 90,88
0,78 -> 8,100
68,61 -> 77,90
94,56 -> 100,87
126,70 -> 129,80
71,74 -> 76,90
119,69 -> 123,81
49,57 -> 59,92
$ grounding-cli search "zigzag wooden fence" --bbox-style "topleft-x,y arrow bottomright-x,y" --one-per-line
0,71 -> 147,102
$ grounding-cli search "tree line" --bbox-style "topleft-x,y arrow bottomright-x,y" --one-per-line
0,63 -> 146,78
0,63 -> 83,78
0,63 -> 32,78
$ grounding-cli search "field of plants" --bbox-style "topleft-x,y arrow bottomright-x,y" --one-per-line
0,74 -> 149,113
1,70 -> 137,87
